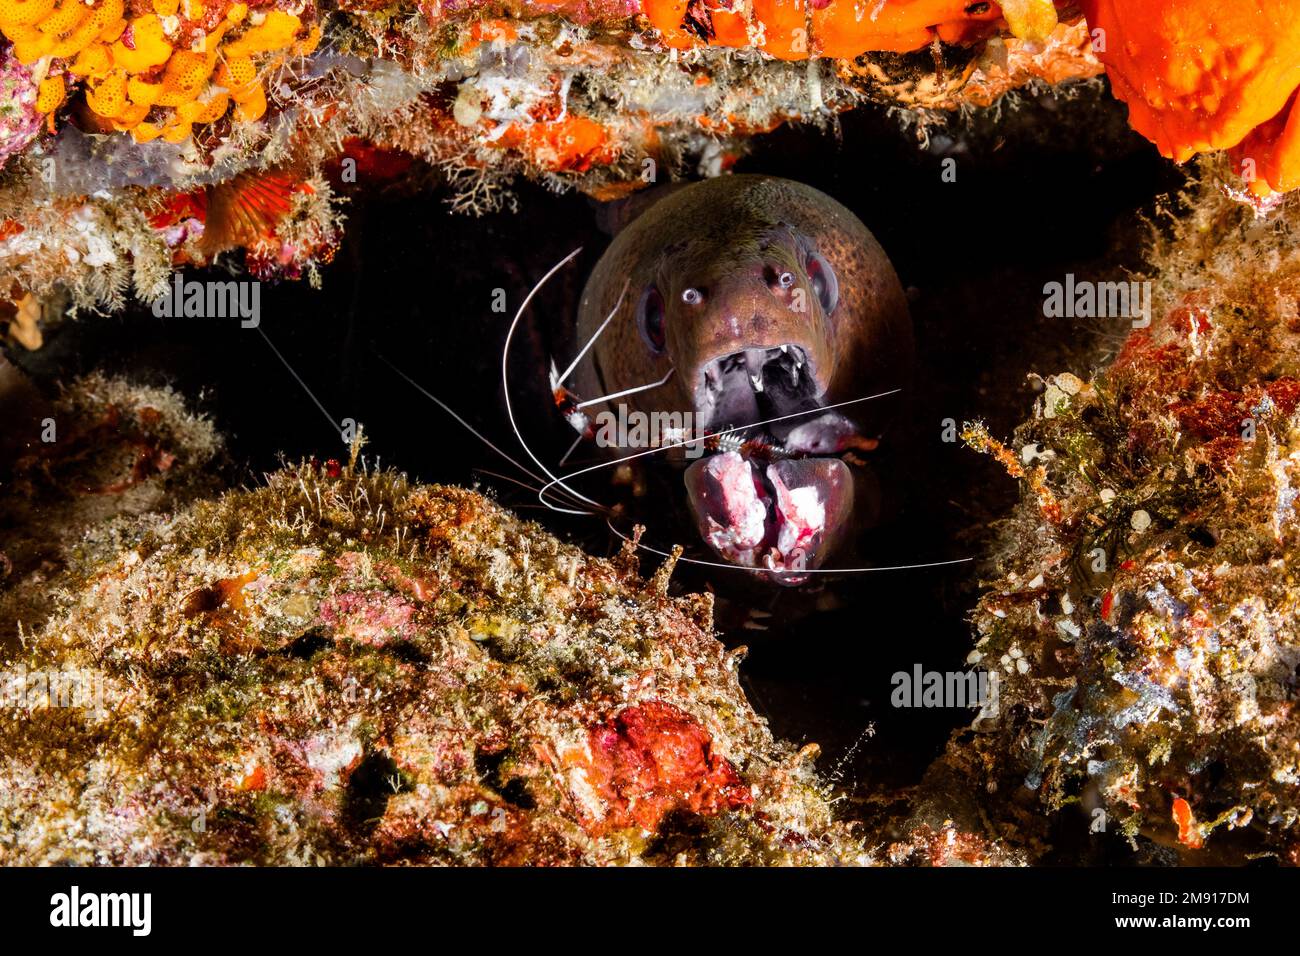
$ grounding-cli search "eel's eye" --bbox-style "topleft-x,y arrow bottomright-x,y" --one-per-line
777,271 -> 796,289
805,252 -> 839,316
681,287 -> 704,306
638,285 -> 667,353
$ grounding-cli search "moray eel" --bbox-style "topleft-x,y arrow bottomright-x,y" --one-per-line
573,174 -> 912,584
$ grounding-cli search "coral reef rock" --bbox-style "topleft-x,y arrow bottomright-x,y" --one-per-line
938,183 -> 1300,865
0,403 -> 866,864
5,1 -> 1299,332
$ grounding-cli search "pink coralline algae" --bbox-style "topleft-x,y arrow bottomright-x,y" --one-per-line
318,590 -> 419,646
0,43 -> 42,170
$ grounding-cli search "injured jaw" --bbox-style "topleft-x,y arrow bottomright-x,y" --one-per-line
684,452 -> 853,584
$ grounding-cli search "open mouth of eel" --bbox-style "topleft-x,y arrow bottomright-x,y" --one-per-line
684,344 -> 870,585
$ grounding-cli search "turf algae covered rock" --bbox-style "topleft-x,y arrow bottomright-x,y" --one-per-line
923,180 -> 1300,865
0,411 -> 867,864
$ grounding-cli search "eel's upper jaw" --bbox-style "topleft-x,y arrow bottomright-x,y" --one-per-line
693,344 -> 862,454
684,453 -> 853,586
695,344 -> 821,435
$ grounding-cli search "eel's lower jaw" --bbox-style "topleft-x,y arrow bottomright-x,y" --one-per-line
683,453 -> 854,586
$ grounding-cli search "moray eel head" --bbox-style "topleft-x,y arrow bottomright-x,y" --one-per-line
658,227 -> 854,582
577,176 -> 912,584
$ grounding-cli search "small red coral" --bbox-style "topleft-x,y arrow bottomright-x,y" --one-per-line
574,701 -> 752,834
1169,379 -> 1300,441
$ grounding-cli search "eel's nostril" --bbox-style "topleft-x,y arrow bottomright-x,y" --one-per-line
762,265 -> 797,290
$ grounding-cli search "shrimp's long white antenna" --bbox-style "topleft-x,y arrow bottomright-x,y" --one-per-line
502,247 -> 610,516
258,327 -> 340,436
540,388 -> 902,507
557,432 -> 585,468
554,278 -> 629,388
472,467 -> 553,497
377,351 -> 583,507
606,518 -> 973,576
575,368 -> 675,409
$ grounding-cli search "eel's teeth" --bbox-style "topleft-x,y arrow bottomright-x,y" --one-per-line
705,362 -> 721,392
745,348 -> 766,392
